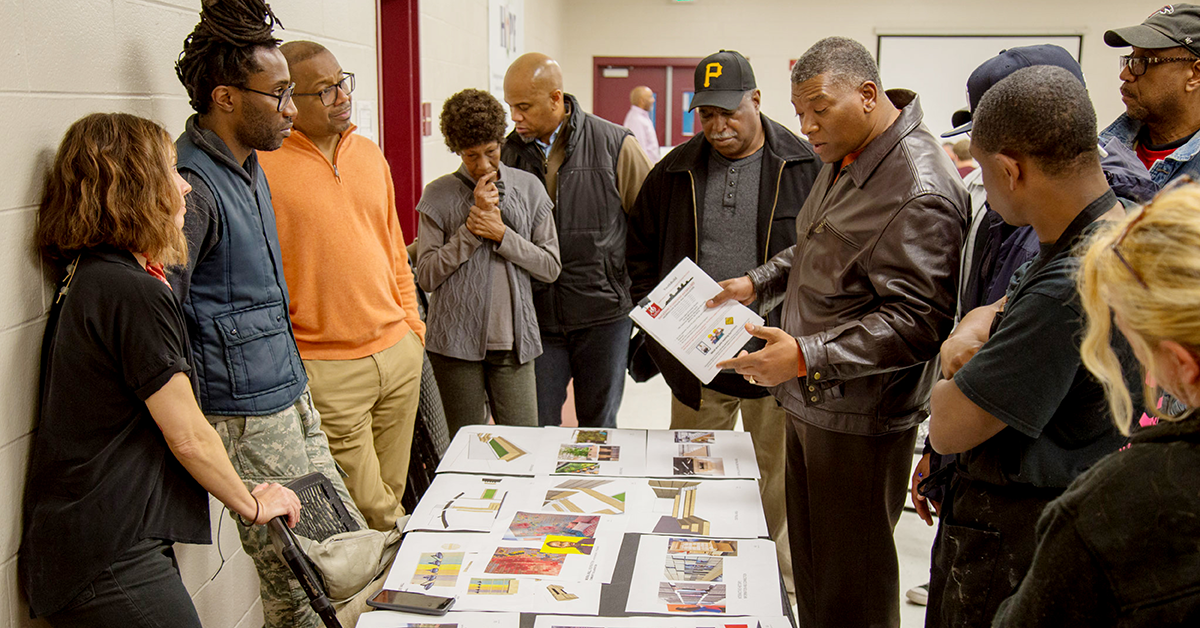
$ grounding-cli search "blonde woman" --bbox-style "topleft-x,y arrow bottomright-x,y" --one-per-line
993,183 -> 1200,625
19,113 -> 300,627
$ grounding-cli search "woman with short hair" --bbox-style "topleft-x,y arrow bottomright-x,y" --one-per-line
19,112 -> 301,627
415,88 -> 561,435
993,183 -> 1200,625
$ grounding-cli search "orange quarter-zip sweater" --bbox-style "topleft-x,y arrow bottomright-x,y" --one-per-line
259,125 -> 425,360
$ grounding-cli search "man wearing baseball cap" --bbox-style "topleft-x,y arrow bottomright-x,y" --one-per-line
1100,4 -> 1200,188
627,50 -> 820,603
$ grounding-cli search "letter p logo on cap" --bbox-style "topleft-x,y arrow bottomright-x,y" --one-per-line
704,62 -> 723,88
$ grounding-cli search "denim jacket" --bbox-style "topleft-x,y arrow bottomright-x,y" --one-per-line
1100,114 -> 1200,190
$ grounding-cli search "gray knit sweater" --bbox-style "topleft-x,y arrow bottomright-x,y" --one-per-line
415,162 -> 560,363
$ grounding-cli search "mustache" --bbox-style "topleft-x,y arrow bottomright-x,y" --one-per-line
709,131 -> 737,140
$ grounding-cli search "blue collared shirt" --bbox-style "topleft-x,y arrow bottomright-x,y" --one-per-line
1100,113 -> 1200,190
534,120 -> 565,158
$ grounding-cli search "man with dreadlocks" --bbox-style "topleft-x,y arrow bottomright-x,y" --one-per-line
172,2 -> 369,626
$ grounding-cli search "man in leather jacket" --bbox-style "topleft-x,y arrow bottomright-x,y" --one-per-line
714,37 -> 968,627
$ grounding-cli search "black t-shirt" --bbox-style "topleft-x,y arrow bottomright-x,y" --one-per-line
20,250 -> 209,617
954,191 -> 1133,488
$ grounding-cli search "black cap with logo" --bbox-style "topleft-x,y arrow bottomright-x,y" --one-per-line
1105,4 -> 1200,57
690,50 -> 756,111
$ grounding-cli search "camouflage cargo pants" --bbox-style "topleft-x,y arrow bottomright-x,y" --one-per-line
212,388 -> 368,628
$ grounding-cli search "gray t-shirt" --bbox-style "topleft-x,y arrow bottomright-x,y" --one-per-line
699,147 -> 763,283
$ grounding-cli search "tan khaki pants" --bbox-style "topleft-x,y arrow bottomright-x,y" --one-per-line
303,332 -> 423,530
670,387 -> 793,598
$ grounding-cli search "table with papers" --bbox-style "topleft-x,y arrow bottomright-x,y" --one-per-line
359,425 -> 795,628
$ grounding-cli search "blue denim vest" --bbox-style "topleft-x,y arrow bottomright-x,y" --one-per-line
1100,114 -> 1200,190
175,134 -> 307,415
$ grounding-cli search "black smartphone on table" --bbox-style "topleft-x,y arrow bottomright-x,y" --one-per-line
366,589 -> 456,615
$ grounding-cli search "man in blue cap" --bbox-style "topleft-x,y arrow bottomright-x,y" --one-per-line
1101,4 -> 1200,188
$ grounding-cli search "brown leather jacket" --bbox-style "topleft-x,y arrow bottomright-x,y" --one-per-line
747,90 -> 968,435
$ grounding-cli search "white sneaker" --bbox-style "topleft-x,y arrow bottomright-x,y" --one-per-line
906,582 -> 929,606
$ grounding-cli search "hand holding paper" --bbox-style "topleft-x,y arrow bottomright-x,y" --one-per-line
715,323 -> 804,387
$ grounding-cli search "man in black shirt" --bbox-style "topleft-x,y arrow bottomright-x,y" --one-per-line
926,66 -> 1135,627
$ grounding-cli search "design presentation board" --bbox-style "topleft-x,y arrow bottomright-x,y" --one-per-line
404,475 -> 529,533
472,511 -> 625,583
536,427 -> 648,477
624,536 -> 781,616
358,610 -> 519,628
437,425 -> 542,475
532,616 -> 796,628
382,532 -> 602,615
644,430 -> 761,479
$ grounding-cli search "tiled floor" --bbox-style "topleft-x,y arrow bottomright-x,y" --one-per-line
614,374 -> 936,627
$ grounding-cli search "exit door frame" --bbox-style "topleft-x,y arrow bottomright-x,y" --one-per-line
594,56 -> 703,148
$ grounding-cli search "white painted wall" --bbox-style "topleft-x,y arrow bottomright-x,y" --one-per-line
419,0 -> 564,184
0,1 -> 378,626
558,0 -> 1157,140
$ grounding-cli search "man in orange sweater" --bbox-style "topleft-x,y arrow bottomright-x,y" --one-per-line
259,41 -> 425,531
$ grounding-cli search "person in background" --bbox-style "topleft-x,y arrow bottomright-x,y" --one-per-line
19,112 -> 301,627
1102,3 -> 1200,187
992,182 -> 1200,626
626,49 -> 820,603
624,85 -> 661,161
172,2 -> 368,625
713,36 -> 968,628
502,52 -> 652,428
417,88 -> 561,435
926,65 -> 1133,627
259,41 -> 425,532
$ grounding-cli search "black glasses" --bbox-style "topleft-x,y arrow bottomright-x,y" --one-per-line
236,82 -> 295,112
1110,175 -> 1195,289
1119,55 -> 1198,77
295,73 -> 355,107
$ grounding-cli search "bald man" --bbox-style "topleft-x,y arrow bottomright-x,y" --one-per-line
502,52 -> 652,428
624,86 -> 660,161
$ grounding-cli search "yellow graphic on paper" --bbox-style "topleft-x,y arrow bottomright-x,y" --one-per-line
704,62 -> 723,87
724,317 -> 733,325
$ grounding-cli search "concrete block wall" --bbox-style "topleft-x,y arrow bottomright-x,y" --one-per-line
0,1 -> 379,626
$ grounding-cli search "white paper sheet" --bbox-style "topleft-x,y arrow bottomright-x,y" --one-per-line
532,616 -> 795,628
535,427 -> 648,477
468,511 -> 625,584
644,430 -> 761,479
381,532 -> 602,615
516,476 -> 644,517
404,475 -> 529,533
623,478 -> 767,538
624,536 -> 782,616
357,610 -> 519,628
628,258 -> 763,385
436,425 -> 544,475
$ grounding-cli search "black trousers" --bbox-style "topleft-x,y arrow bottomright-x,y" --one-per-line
786,413 -> 917,628
925,473 -> 1059,628
47,538 -> 202,628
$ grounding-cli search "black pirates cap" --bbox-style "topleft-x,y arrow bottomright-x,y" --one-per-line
1105,4 -> 1200,57
690,50 -> 756,111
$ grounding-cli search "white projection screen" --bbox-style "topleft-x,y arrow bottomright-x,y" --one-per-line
877,35 -> 1084,138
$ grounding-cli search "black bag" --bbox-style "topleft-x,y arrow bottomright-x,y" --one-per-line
627,328 -> 660,383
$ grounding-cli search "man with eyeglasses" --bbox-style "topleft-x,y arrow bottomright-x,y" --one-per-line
259,41 -> 426,533
1102,4 -> 1200,188
172,3 -> 371,627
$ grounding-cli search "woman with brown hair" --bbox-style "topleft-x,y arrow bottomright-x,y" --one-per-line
415,88 -> 561,435
993,183 -> 1200,625
19,112 -> 301,627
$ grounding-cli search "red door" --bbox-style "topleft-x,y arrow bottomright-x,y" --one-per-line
593,57 -> 703,154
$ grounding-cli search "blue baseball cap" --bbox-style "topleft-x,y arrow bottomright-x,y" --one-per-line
942,44 -> 1086,137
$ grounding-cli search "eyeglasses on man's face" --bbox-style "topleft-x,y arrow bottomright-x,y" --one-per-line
1119,55 -> 1198,77
295,73 -> 356,107
236,82 -> 296,113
